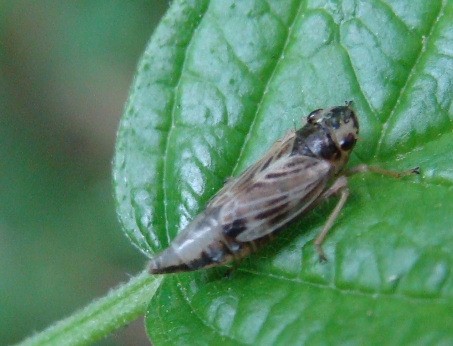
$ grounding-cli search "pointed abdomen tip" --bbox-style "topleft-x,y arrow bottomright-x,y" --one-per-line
147,259 -> 160,274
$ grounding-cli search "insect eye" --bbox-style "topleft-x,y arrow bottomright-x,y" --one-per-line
340,133 -> 356,151
307,109 -> 322,123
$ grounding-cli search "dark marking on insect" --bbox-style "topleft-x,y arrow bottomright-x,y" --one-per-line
255,202 -> 290,221
245,181 -> 268,192
265,195 -> 287,207
265,170 -> 297,179
261,156 -> 273,171
223,218 -> 248,238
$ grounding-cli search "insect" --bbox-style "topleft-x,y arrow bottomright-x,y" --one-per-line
148,103 -> 419,274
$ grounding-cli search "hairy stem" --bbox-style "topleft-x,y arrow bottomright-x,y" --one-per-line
16,271 -> 163,346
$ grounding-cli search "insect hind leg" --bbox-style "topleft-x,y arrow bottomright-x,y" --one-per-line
314,165 -> 419,262
314,176 -> 349,262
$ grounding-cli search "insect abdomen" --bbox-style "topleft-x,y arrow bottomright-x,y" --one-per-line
148,209 -> 255,274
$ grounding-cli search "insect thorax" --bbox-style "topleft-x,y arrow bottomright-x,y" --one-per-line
292,106 -> 359,174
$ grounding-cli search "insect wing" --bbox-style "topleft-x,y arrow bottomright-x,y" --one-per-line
207,129 -> 297,205
208,132 -> 333,242
235,156 -> 331,242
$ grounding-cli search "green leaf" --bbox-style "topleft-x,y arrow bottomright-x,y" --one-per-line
113,0 -> 453,344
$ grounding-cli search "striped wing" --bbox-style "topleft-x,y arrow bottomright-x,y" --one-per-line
207,131 -> 333,242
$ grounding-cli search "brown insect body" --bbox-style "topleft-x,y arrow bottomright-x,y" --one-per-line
148,105 -> 360,274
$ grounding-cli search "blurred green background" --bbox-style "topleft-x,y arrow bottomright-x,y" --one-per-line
0,2 -> 167,345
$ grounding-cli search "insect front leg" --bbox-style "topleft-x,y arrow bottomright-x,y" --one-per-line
314,176 -> 350,262
344,164 -> 420,178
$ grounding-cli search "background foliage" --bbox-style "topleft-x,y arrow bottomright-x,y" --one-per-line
115,0 -> 453,345
0,2 -> 167,345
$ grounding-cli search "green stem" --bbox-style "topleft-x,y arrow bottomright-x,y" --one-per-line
16,271 -> 163,346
